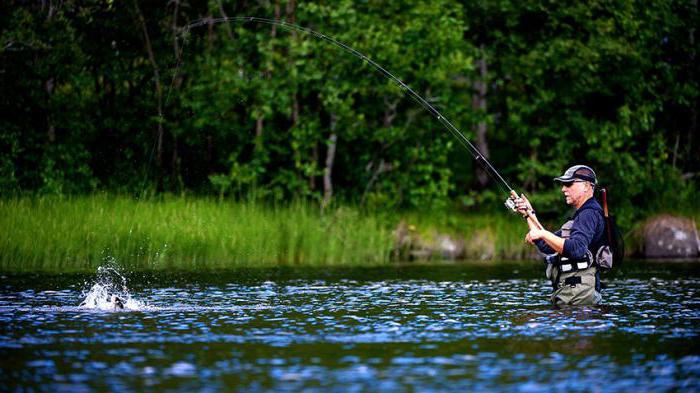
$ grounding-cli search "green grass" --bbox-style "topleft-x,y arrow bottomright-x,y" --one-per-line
5,193 -> 689,272
0,195 -> 393,272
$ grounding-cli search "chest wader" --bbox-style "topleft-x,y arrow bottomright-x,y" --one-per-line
545,220 -> 602,306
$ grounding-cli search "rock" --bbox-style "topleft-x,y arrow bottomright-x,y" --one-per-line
435,234 -> 465,259
643,215 -> 700,259
464,229 -> 496,260
393,221 -> 466,260
409,249 -> 432,260
393,220 -> 422,259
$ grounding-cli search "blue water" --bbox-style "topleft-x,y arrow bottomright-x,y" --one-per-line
1,262 -> 699,392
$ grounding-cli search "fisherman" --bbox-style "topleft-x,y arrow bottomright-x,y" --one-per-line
514,165 -> 605,306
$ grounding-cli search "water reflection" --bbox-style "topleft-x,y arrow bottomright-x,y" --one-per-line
0,264 -> 698,391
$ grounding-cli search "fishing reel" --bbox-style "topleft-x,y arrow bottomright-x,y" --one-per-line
505,191 -> 543,230
504,190 -> 522,214
504,196 -> 518,213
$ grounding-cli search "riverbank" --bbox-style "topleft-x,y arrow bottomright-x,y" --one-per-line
0,195 -> 519,272
0,195 -> 396,272
0,195 -> 697,272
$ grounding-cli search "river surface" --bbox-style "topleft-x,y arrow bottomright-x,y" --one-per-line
1,261 -> 699,392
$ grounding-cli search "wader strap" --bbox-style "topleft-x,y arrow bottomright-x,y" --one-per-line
557,261 -> 590,272
552,250 -> 594,273
552,267 -> 561,291
564,276 -> 582,286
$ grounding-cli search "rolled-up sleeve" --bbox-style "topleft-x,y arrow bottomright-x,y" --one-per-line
562,210 -> 602,259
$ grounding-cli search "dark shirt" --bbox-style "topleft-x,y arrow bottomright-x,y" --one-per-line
535,196 -> 605,259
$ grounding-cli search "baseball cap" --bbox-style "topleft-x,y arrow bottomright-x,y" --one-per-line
554,165 -> 597,185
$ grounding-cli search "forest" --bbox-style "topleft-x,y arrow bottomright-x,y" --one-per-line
1,0 -> 698,223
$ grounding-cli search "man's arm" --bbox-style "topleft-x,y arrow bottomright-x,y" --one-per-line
534,230 -> 565,254
517,194 -> 566,255
526,215 -> 563,254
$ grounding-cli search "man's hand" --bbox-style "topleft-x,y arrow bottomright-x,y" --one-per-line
514,193 -> 533,217
525,232 -> 535,244
528,228 -> 545,241
526,227 -> 565,254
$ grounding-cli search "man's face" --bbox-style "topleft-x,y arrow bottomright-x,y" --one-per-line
561,181 -> 589,206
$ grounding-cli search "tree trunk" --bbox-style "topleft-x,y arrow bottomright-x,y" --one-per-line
170,0 -> 181,181
287,0 -> 299,125
255,117 -> 264,152
171,135 -> 179,184
688,0 -> 698,173
473,45 -> 490,187
285,0 -> 305,188
271,0 -> 280,37
216,0 -> 234,40
286,0 -> 296,24
134,0 -> 164,173
253,0 -> 280,155
207,15 -> 214,48
383,97 -> 398,128
206,134 -> 214,173
310,143 -> 318,191
171,0 -> 180,58
361,159 -> 393,206
45,77 -> 55,143
322,115 -> 338,210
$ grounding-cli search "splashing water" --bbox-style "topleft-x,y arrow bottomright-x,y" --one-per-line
79,264 -> 143,311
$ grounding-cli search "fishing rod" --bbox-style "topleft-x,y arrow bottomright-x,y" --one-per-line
177,17 -> 530,218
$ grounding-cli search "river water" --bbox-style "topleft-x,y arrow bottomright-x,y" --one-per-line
1,261 -> 698,392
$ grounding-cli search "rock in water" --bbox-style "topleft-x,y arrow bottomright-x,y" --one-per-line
643,215 -> 700,259
436,234 -> 465,259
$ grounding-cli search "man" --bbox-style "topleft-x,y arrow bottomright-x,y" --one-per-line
515,165 -> 605,306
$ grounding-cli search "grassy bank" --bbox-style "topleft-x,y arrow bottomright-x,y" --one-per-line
9,194 -> 668,272
0,195 -> 394,272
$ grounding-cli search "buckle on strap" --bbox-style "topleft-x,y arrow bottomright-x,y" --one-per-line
564,276 -> 582,286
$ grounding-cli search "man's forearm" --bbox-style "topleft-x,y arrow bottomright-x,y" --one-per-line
540,231 -> 565,254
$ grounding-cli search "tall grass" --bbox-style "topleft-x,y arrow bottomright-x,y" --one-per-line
0,195 -> 393,272
7,194 -> 662,273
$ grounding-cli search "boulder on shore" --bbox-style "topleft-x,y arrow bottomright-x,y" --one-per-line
393,221 -> 466,260
643,215 -> 700,259
435,234 -> 465,259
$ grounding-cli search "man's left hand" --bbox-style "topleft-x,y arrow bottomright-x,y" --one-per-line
525,233 -> 535,244
528,228 -> 545,241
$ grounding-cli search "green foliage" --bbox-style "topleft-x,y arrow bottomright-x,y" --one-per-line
0,0 -> 697,219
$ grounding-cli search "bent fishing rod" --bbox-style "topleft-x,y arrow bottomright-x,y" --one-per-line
178,17 -> 536,224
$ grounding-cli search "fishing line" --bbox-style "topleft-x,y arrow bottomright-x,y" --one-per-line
175,16 -> 514,195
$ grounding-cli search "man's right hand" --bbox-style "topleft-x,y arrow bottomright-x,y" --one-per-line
514,193 -> 533,217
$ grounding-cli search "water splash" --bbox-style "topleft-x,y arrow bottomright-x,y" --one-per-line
79,263 -> 143,311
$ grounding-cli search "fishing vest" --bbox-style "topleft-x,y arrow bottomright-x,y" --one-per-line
545,202 -> 612,280
546,220 -> 593,281
544,218 -> 602,305
545,219 -> 595,284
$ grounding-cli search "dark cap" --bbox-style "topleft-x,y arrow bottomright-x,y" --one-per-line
554,165 -> 597,185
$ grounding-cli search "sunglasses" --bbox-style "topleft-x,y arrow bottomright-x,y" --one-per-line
562,180 -> 588,188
